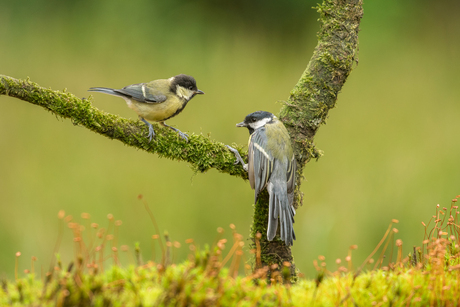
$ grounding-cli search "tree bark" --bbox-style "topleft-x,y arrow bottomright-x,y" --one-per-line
0,0 -> 363,281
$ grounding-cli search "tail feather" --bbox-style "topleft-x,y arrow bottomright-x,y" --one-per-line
88,87 -> 122,97
273,194 -> 280,218
267,193 -> 277,241
279,198 -> 285,242
267,182 -> 296,246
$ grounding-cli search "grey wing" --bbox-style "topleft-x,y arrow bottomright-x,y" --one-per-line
248,144 -> 255,190
114,83 -> 167,104
286,155 -> 296,207
286,155 -> 297,243
248,129 -> 273,203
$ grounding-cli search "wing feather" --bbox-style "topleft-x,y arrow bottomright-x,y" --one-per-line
286,155 -> 296,195
286,155 -> 296,208
248,143 -> 255,190
248,128 -> 273,203
114,83 -> 167,104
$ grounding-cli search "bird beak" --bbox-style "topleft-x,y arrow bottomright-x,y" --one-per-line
236,121 -> 247,127
195,89 -> 205,95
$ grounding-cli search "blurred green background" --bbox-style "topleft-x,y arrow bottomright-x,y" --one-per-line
1,0 -> 460,279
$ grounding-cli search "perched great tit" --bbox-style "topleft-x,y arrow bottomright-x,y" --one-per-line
227,111 -> 297,246
89,74 -> 204,142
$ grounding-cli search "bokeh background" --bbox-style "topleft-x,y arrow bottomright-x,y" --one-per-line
1,0 -> 459,279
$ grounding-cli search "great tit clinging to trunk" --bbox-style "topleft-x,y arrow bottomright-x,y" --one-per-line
89,74 -> 204,142
227,111 -> 297,246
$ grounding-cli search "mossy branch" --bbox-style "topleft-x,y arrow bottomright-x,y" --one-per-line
0,75 -> 247,178
281,0 -> 363,207
282,0 -> 362,166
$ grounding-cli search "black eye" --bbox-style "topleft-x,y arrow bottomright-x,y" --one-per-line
252,118 -> 257,122
188,86 -> 193,90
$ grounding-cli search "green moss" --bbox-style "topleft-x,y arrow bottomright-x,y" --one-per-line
278,0 -> 363,215
3,261 -> 460,306
280,0 -> 362,149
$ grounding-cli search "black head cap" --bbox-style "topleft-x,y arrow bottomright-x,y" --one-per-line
243,111 -> 273,124
237,111 -> 274,134
170,74 -> 198,92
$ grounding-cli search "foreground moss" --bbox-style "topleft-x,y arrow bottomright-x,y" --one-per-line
2,261 -> 460,306
3,199 -> 460,306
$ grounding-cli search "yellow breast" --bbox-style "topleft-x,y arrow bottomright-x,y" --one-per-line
127,97 -> 185,122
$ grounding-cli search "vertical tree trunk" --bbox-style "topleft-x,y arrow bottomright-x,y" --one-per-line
251,191 -> 296,279
251,0 -> 363,281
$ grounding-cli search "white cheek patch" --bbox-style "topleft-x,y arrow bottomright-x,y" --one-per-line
249,117 -> 272,130
176,85 -> 194,100
254,143 -> 271,160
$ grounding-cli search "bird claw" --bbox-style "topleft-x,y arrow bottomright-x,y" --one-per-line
226,145 -> 247,169
177,131 -> 189,142
140,117 -> 156,142
147,126 -> 156,142
161,122 -> 189,142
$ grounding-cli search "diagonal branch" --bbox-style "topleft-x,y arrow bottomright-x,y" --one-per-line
280,0 -> 363,206
0,75 -> 247,178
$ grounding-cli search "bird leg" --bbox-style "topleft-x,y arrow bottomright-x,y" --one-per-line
160,122 -> 189,142
225,145 -> 248,171
140,117 -> 156,142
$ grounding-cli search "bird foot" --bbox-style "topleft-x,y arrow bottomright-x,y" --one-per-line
140,117 -> 156,142
175,130 -> 189,142
147,126 -> 156,142
161,122 -> 189,142
225,145 -> 248,171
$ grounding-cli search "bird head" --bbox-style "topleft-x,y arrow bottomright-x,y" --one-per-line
170,74 -> 204,101
236,111 -> 275,135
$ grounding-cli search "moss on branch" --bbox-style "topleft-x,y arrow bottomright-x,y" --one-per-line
280,0 -> 362,164
0,75 -> 247,178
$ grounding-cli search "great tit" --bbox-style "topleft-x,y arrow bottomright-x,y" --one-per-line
227,111 -> 297,246
89,74 -> 204,142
